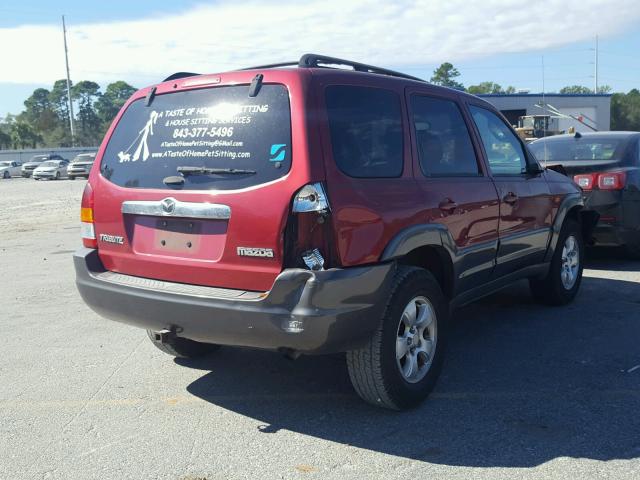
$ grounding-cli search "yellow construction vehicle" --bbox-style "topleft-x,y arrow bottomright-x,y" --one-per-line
515,115 -> 562,142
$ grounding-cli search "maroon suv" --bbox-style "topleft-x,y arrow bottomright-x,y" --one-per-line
75,54 -> 595,410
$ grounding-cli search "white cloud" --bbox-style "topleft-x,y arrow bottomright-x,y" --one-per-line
1,0 -> 639,87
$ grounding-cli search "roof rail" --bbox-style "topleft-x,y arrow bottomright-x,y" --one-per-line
242,53 -> 426,83
240,61 -> 299,71
163,72 -> 200,82
299,54 -> 426,82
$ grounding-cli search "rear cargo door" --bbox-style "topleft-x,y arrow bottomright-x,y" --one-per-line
93,83 -> 296,292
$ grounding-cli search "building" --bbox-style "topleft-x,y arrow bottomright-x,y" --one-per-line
478,93 -> 612,133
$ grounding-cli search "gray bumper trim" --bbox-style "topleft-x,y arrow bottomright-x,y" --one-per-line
74,248 -> 395,354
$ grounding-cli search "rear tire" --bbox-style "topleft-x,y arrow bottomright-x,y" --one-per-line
69,175 -> 75,180
146,330 -> 220,359
530,219 -> 584,305
346,266 -> 448,410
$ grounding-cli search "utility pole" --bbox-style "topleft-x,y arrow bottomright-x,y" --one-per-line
62,15 -> 76,146
541,55 -> 547,142
594,35 -> 599,93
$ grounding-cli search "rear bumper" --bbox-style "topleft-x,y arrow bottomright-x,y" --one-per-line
33,172 -> 56,179
74,248 -> 396,354
584,190 -> 640,247
592,224 -> 640,247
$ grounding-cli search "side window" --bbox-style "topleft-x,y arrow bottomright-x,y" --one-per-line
469,105 -> 527,175
325,85 -> 403,178
411,95 -> 480,176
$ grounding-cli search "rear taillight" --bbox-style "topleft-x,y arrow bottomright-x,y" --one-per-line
573,174 -> 595,190
573,171 -> 626,191
597,171 -> 626,190
284,183 -> 336,270
80,182 -> 97,248
292,182 -> 330,213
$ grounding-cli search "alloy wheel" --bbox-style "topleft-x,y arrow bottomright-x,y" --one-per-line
395,296 -> 437,383
561,234 -> 580,290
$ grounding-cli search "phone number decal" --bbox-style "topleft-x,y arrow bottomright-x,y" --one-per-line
172,127 -> 234,139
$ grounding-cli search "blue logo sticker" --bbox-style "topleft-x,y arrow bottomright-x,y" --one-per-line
269,144 -> 286,162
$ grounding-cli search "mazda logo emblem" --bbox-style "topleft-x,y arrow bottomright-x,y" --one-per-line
161,197 -> 176,214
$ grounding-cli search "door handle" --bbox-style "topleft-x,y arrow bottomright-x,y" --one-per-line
503,192 -> 518,204
438,199 -> 458,213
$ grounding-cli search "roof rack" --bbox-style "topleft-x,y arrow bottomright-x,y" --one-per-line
241,53 -> 426,83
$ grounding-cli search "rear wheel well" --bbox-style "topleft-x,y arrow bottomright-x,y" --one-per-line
397,246 -> 454,299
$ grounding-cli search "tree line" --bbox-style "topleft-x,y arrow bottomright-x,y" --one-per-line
429,62 -> 640,130
1,63 -> 639,150
0,80 -> 136,150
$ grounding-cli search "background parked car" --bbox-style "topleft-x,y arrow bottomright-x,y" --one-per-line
0,160 -> 22,179
33,159 -> 69,180
67,152 -> 96,180
21,154 -> 65,177
530,131 -> 640,258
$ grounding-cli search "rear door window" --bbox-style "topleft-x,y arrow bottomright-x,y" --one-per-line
410,95 -> 480,176
325,86 -> 403,178
100,84 -> 291,190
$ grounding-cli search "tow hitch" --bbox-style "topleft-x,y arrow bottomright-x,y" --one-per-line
152,328 -> 176,344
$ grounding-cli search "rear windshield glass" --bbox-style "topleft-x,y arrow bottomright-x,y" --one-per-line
31,156 -> 47,162
530,137 -> 629,162
73,155 -> 95,162
101,84 -> 291,190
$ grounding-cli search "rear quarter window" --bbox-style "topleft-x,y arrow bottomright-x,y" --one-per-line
325,85 -> 403,178
100,84 -> 291,190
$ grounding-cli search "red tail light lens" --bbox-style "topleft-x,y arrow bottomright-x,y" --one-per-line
597,171 -> 626,190
574,171 -> 626,191
80,182 -> 97,248
573,174 -> 595,190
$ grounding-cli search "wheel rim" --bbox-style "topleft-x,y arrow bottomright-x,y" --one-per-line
395,296 -> 437,384
561,234 -> 580,290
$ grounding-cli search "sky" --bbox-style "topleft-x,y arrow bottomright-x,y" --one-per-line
1,0 -> 639,117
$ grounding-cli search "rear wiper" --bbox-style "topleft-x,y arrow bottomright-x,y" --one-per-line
177,166 -> 256,176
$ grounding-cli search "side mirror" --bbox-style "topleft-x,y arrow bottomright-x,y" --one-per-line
527,163 -> 545,175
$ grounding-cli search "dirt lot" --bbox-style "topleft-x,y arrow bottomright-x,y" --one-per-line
1,177 -> 639,480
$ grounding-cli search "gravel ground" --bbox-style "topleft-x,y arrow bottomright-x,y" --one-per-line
1,177 -> 639,480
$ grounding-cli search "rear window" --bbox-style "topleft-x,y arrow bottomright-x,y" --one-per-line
530,137 -> 629,163
410,95 -> 480,177
101,84 -> 291,190
325,86 -> 403,178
